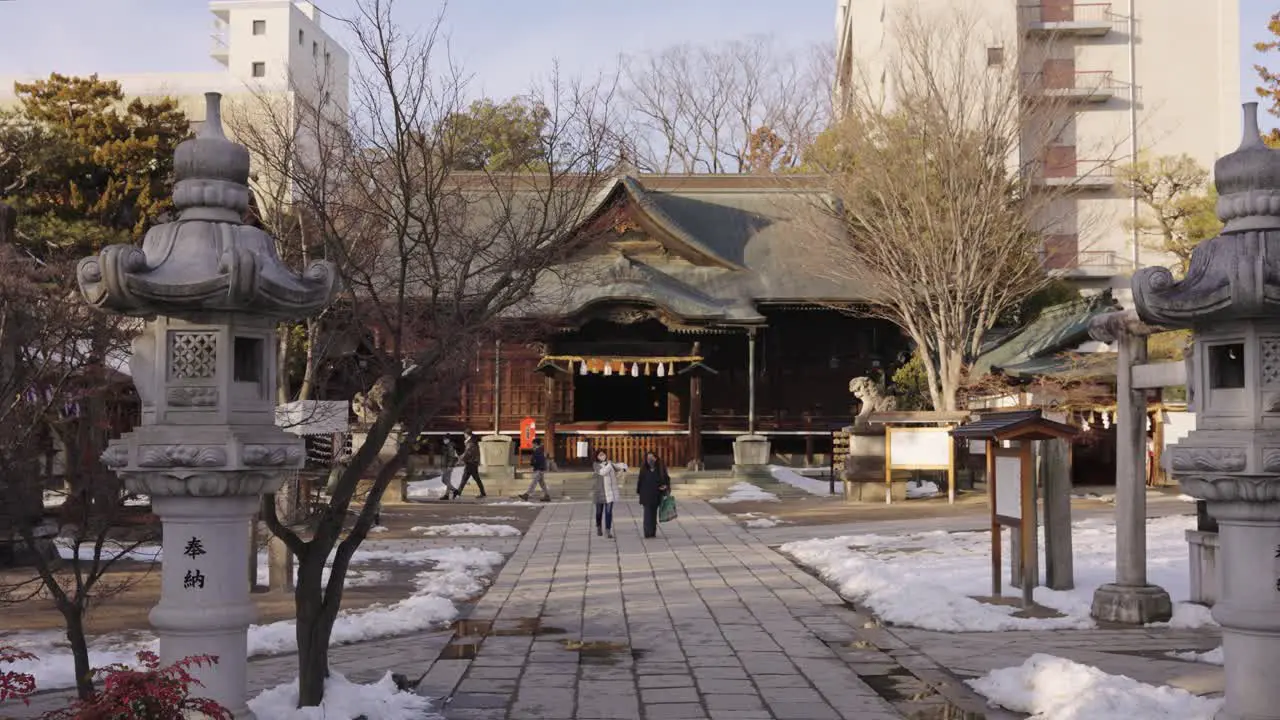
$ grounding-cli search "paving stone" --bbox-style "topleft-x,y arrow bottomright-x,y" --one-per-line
447,692 -> 511,709
643,703 -> 710,720
638,674 -> 696,689
641,685 -> 701,704
696,679 -> 759,695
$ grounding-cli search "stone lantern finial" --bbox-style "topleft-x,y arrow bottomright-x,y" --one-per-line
76,92 -> 338,320
1131,103 -> 1280,326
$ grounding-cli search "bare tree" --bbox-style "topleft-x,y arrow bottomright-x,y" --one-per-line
0,215 -> 150,700
805,4 -> 1127,411
233,0 -> 619,706
620,36 -> 831,174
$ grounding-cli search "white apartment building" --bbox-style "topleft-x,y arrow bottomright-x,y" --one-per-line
1,0 -> 350,184
835,0 -> 1241,295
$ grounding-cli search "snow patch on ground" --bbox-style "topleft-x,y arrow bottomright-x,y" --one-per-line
5,546 -> 503,690
56,542 -> 161,563
782,514 -> 1206,632
488,500 -> 542,507
709,482 -> 779,504
735,512 -> 786,529
768,466 -> 831,495
411,523 -> 522,538
405,470 -> 459,500
461,515 -> 518,521
906,480 -> 940,499
248,671 -> 440,719
1168,646 -> 1224,665
369,525 -> 389,533
967,653 -> 1221,719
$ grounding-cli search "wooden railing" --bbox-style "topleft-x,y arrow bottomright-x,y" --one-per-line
555,433 -> 690,469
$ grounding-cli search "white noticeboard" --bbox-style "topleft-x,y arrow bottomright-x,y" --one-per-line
888,428 -> 952,467
576,440 -> 590,458
994,454 -> 1022,520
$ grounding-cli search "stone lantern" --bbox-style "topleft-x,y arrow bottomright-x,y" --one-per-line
77,93 -> 338,717
1132,102 -> 1280,720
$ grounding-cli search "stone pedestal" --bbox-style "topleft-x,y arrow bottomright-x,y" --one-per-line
1186,530 -> 1219,607
149,494 -> 262,717
732,434 -> 770,478
842,431 -> 904,503
480,434 -> 514,480
1089,583 -> 1173,625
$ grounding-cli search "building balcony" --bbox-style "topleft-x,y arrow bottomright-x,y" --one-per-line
1043,243 -> 1133,278
1019,2 -> 1114,37
210,19 -> 229,66
1022,70 -> 1118,103
1030,156 -> 1115,190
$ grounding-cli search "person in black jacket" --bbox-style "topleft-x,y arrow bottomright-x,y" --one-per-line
452,431 -> 486,499
636,451 -> 669,539
518,438 -> 552,502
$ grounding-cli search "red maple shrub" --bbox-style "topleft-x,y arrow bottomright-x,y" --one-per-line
0,648 -> 232,719
0,646 -> 37,706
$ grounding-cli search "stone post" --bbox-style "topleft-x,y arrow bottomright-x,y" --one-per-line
78,93 -> 337,718
1131,102 -> 1280,720
1088,310 -> 1172,623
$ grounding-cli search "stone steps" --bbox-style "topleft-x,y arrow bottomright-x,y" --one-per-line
473,469 -> 818,500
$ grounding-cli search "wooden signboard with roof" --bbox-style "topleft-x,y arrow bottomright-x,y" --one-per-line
952,409 -> 1078,609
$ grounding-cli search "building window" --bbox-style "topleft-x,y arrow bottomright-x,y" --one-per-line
252,20 -> 266,35
298,29 -> 304,45
987,47 -> 1004,67
252,62 -> 266,78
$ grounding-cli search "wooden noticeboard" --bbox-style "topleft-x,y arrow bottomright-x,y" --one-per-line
884,425 -> 956,505
990,446 -> 1036,607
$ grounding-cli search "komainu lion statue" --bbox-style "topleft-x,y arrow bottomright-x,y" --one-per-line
353,377 -> 390,426
849,376 -> 896,427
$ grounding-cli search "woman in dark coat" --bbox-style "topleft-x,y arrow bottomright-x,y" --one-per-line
636,451 -> 670,539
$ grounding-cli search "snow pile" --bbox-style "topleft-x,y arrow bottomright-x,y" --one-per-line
405,470 -> 459,500
5,546 -> 503,690
967,653 -> 1220,719
782,514 -> 1205,632
247,547 -> 502,656
709,482 -> 779,504
56,542 -> 161,563
906,480 -> 940,499
255,563 -> 389,590
488,500 -> 541,507
370,525 -> 389,534
768,466 -> 831,495
411,523 -> 521,538
0,632 -> 155,692
249,672 -> 440,719
1168,646 -> 1223,665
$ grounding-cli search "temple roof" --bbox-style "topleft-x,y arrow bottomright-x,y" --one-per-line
970,294 -> 1120,379
529,173 -> 869,326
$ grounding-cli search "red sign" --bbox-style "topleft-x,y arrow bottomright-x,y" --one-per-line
519,417 -> 537,450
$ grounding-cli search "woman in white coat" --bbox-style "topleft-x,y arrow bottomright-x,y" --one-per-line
592,449 -> 626,539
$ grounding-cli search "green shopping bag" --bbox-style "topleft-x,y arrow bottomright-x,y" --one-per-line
658,494 -> 678,523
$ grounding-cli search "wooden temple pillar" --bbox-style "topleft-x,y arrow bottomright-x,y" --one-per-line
543,374 -> 559,469
682,341 -> 715,471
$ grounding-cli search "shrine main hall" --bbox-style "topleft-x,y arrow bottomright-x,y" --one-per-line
419,173 -> 906,470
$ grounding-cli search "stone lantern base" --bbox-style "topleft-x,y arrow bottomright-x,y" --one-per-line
1090,583 -> 1173,625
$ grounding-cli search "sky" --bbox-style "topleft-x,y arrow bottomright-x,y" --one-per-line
0,0 -> 1275,132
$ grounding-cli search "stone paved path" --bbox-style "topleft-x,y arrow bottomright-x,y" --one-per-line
418,498 -> 992,720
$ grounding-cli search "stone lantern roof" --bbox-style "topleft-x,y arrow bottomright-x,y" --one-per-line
76,92 -> 338,320
1132,103 -> 1280,327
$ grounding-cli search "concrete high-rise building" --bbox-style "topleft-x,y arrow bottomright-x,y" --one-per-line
1,0 -> 350,199
835,0 -> 1241,294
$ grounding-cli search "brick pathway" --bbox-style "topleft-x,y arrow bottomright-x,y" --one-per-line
419,498 -> 987,720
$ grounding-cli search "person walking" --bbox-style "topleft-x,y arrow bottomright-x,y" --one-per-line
453,431 -> 487,499
636,451 -> 669,539
438,436 -> 459,499
518,438 -> 552,502
592,449 -> 625,538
